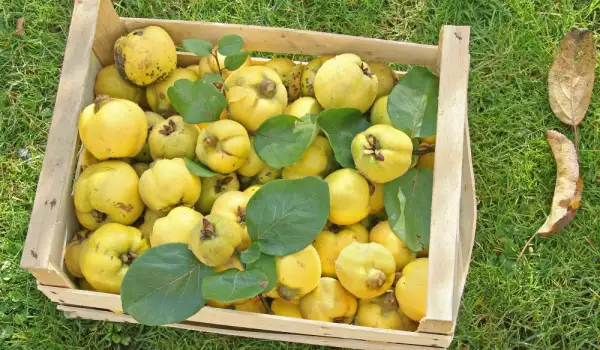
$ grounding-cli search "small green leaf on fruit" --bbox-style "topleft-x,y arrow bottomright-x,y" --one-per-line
384,169 -> 433,251
217,34 -> 244,56
168,79 -> 227,124
317,108 -> 370,168
387,67 -> 439,138
241,242 -> 262,265
246,253 -> 277,293
246,177 -> 329,256
184,157 -> 217,177
202,73 -> 223,85
121,243 -> 214,326
224,51 -> 250,71
201,269 -> 268,303
183,38 -> 213,57
254,114 -> 317,169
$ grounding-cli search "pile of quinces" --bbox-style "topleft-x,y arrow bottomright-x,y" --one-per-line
65,25 -> 435,331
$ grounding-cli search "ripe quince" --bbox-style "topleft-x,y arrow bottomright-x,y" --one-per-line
210,191 -> 252,251
264,58 -> 303,102
188,214 -> 243,267
64,230 -> 93,278
237,137 -> 266,177
313,223 -> 368,277
146,68 -> 198,116
395,258 -> 429,321
151,206 -> 204,246
94,64 -> 144,104
195,173 -> 240,214
325,169 -> 370,225
299,277 -> 357,323
271,299 -> 303,319
196,119 -> 251,173
370,95 -> 392,126
148,115 -> 199,160
300,55 -> 334,97
265,245 -> 321,301
355,291 -> 418,330
367,62 -> 398,98
370,221 -> 416,271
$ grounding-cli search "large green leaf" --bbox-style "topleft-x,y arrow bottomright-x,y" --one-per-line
246,177 -> 329,256
246,253 -> 277,293
168,79 -> 227,124
217,34 -> 244,56
201,269 -> 268,303
224,51 -> 250,71
184,157 -> 217,177
387,67 -> 439,138
384,169 -> 433,252
121,243 -> 213,326
240,242 -> 262,265
202,73 -> 223,85
317,108 -> 370,168
254,114 -> 317,169
183,38 -> 213,57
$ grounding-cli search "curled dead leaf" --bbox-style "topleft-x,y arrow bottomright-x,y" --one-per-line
536,130 -> 582,237
15,18 -> 25,37
548,28 -> 596,126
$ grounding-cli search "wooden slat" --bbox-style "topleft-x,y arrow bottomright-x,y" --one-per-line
20,0 -> 103,288
58,305 -> 440,350
39,285 -> 452,348
419,26 -> 471,335
121,17 -> 438,66
93,0 -> 128,65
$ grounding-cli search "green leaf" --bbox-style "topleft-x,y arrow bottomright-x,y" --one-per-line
384,169 -> 433,252
317,108 -> 370,168
254,114 -> 317,169
246,177 -> 329,256
217,34 -> 244,56
202,73 -> 223,85
121,243 -> 214,326
168,79 -> 227,124
111,333 -> 121,344
387,67 -> 439,138
183,38 -> 213,57
246,253 -> 277,293
240,242 -> 262,265
201,269 -> 268,303
184,157 -> 217,177
224,51 -> 250,71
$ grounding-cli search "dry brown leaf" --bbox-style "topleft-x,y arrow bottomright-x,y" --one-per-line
15,18 -> 25,37
536,130 -> 582,237
548,28 -> 596,126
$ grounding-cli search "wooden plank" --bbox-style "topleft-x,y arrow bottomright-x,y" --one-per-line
121,17 -> 438,66
58,306 -> 441,350
20,0 -> 103,287
40,285 -> 451,347
93,0 -> 128,66
418,25 -> 470,335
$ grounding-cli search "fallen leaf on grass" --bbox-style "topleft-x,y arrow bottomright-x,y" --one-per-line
536,130 -> 582,236
548,28 -> 596,126
15,18 -> 24,36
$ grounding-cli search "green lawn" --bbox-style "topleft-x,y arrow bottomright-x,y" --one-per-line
1,0 -> 599,348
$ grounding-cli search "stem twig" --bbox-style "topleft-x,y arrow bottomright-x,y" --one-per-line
212,51 -> 230,118
516,232 -> 538,264
258,294 -> 273,315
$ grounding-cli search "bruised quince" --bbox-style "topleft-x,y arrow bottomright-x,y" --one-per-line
151,206 -> 204,247
74,160 -> 144,230
195,173 -> 240,214
78,96 -> 147,160
224,66 -> 288,131
80,223 -> 150,294
210,191 -> 251,251
314,54 -> 378,113
336,242 -> 396,299
299,277 -> 357,323
148,115 -> 199,160
264,58 -> 303,102
355,291 -> 418,331
196,120 -> 250,173
325,169 -> 370,225
266,245 -> 321,301
114,26 -> 176,86
256,166 -> 281,184
146,68 -> 198,116
138,158 -> 201,212
351,124 -> 412,184
64,230 -> 93,278
313,223 -> 368,277
300,55 -> 334,97
188,214 -> 242,267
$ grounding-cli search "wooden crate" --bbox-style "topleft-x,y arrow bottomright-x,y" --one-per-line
20,0 -> 476,348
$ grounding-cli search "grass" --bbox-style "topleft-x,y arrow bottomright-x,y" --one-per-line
1,0 -> 599,348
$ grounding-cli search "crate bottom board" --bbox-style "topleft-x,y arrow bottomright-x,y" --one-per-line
58,305 -> 446,350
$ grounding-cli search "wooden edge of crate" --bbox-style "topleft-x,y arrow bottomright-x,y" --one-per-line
419,25 -> 471,335
58,305 -> 440,350
39,284 -> 452,348
20,0 -> 103,284
118,17 -> 438,66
